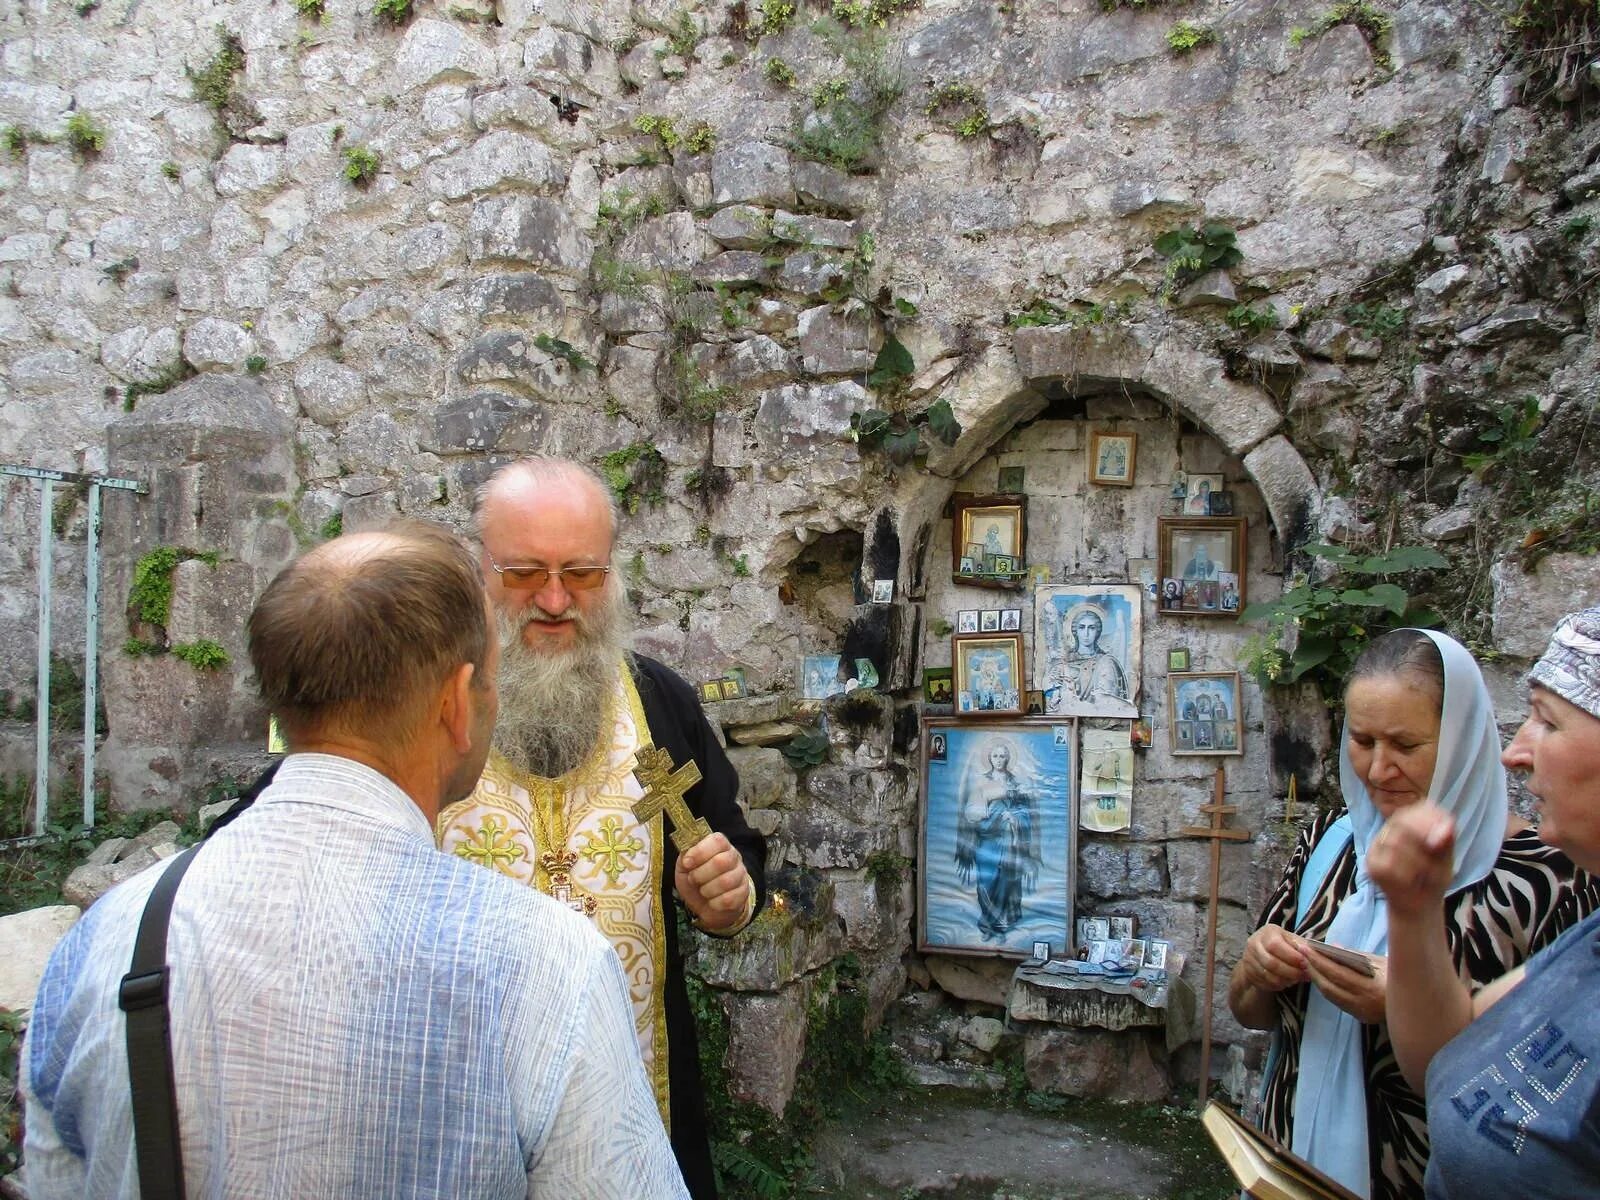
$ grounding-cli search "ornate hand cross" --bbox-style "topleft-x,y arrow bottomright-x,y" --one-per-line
631,744 -> 712,853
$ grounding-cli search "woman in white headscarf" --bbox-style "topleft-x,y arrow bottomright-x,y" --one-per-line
1227,629 -> 1599,1198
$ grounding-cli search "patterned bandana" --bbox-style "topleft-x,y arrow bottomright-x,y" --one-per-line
1529,605 -> 1600,720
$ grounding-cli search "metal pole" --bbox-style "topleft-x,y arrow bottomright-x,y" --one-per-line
83,482 -> 102,828
34,476 -> 53,835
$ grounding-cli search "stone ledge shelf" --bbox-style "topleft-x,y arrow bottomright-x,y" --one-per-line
1007,965 -> 1198,1048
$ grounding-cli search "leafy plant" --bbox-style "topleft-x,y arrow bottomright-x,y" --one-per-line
1225,303 -> 1279,335
128,546 -> 218,629
634,112 -> 681,152
793,24 -> 903,173
683,121 -> 717,155
190,27 -> 247,120
320,513 -> 343,541
925,81 -> 988,139
1007,297 -> 1133,330
171,639 -> 230,671
245,354 -> 267,375
343,144 -> 381,187
1562,215 -> 1593,243
763,57 -> 797,87
780,728 -> 829,768
598,443 -> 667,515
1342,300 -> 1405,340
294,0 -> 326,17
4,125 -> 34,158
758,0 -> 797,35
1462,396 -> 1541,478
123,363 -> 194,412
865,850 -> 912,891
373,0 -> 414,24
161,159 -> 181,180
1238,542 -> 1446,697
64,111 -> 106,156
832,0 -> 919,27
1166,20 -> 1216,53
1153,222 -> 1243,292
666,11 -> 702,57
533,334 -> 595,372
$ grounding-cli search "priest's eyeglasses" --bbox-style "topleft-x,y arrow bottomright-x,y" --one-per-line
484,549 -> 611,591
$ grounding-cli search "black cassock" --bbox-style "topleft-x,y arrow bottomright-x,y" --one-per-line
629,655 -> 768,1200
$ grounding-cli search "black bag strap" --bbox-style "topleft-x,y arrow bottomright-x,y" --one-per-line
116,760 -> 282,1200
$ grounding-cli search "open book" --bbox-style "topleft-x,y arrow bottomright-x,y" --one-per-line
1201,1101 -> 1363,1200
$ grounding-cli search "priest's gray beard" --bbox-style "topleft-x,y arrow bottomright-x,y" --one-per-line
492,585 -> 632,780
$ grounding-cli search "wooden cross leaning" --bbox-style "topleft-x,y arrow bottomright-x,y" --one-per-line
631,744 -> 713,853
1180,763 -> 1251,1107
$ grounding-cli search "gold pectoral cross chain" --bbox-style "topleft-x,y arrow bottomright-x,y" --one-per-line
631,744 -> 712,853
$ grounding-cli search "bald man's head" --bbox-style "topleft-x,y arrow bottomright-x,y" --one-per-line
248,521 -> 490,745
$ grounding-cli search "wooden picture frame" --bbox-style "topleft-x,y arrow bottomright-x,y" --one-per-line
1168,671 -> 1243,756
953,632 -> 1025,715
951,493 -> 1027,591
1089,432 -> 1137,486
918,717 -> 1078,958
1157,517 -> 1246,617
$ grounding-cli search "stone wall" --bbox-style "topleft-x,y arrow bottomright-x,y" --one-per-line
3,0 -> 1599,1105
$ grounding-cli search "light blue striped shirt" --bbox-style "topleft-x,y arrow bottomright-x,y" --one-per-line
21,754 -> 688,1199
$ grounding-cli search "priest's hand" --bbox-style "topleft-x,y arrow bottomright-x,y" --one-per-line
676,831 -> 754,934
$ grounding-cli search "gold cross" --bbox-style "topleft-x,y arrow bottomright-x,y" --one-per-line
453,814 -> 527,874
631,744 -> 712,853
539,848 -> 596,916
580,814 -> 644,886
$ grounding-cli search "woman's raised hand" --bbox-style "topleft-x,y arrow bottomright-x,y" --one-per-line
1367,803 -> 1456,919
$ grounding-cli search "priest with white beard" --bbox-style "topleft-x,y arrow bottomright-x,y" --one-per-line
437,456 -> 765,1200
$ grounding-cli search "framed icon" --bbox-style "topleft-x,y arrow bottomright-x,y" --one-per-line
956,610 -> 980,634
919,717 -> 1077,958
1157,517 -> 1246,617
1183,474 -> 1223,516
1167,646 -> 1191,672
1088,431 -> 1137,486
924,666 -> 954,705
999,465 -> 1026,493
951,493 -> 1027,591
1000,609 -> 1021,632
953,633 -> 1025,716
1033,584 -> 1141,719
1168,670 -> 1244,756
980,610 -> 1000,633
872,578 -> 894,604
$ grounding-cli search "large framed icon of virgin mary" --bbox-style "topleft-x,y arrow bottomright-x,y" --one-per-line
918,718 -> 1078,959
1032,584 -> 1141,719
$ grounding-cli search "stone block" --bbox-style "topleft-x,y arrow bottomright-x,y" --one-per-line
1492,555 -> 1600,659
754,381 -> 864,446
1022,1027 -> 1169,1101
421,391 -> 550,454
424,130 -> 560,199
394,19 -> 497,91
599,287 -> 668,334
695,868 -> 843,990
712,142 -> 794,207
1243,435 -> 1318,545
214,144 -> 285,197
691,251 -> 772,287
1165,839 -> 1255,903
787,809 -> 895,869
617,211 -> 718,271
727,720 -> 802,747
708,204 -> 769,249
1458,303 -> 1569,347
773,211 -> 860,250
294,357 -> 367,426
1078,841 -> 1167,898
1008,978 -> 1164,1031
721,982 -> 809,1117
166,559 -> 251,649
468,273 -> 565,324
793,160 -> 871,214
726,744 -> 794,810
0,905 -> 78,1015
776,251 -> 847,298
468,195 -> 593,275
926,954 -> 1013,1007
455,331 -> 578,393
798,304 -> 876,375
831,869 -> 909,953
182,318 -> 254,371
710,335 -> 791,389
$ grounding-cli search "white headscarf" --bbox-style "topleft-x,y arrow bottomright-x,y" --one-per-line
1291,629 -> 1508,1197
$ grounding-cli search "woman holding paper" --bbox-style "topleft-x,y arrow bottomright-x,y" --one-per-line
1227,629 -> 1597,1199
1373,607 -> 1600,1197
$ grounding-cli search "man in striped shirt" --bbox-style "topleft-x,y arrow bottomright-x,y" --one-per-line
22,521 -> 687,1199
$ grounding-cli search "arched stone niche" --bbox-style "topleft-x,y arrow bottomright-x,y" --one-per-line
866,325 -> 1331,1066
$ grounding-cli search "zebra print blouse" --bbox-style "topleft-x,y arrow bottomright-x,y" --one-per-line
1254,807 -> 1600,1200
